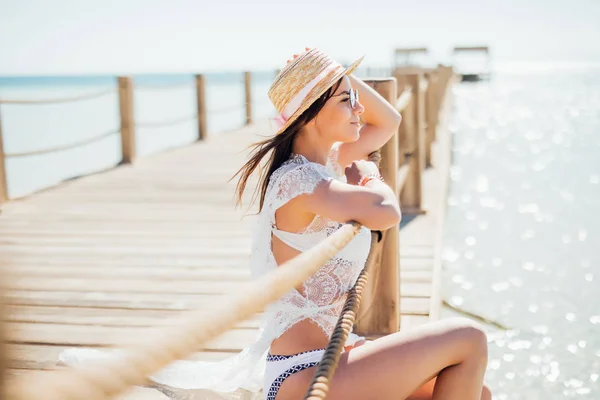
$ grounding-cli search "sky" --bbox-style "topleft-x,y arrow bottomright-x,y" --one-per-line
1,0 -> 599,75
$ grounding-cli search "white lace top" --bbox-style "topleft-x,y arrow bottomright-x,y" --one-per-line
58,143 -> 372,400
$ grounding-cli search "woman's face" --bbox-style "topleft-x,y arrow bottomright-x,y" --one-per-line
312,76 -> 365,143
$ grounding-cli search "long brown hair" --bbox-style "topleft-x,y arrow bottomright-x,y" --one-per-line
232,78 -> 343,212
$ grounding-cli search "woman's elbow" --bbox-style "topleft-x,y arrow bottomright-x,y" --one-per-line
383,203 -> 402,229
365,203 -> 401,231
392,112 -> 402,131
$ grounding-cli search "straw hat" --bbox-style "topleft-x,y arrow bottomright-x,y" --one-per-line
268,48 -> 364,135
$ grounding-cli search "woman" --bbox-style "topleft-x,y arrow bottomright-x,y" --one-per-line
234,47 -> 492,400
60,48 -> 491,400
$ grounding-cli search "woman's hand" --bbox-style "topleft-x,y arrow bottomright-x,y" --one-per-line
344,160 -> 381,186
344,339 -> 369,352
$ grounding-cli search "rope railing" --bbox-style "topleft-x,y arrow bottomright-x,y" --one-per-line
135,113 -> 198,128
207,104 -> 246,115
0,72 -> 262,201
305,219 -> 383,400
6,221 -> 365,400
2,129 -> 119,158
0,88 -> 116,105
133,82 -> 195,90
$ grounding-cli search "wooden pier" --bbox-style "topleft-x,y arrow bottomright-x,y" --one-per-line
0,67 -> 455,399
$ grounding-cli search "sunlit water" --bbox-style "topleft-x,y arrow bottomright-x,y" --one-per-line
441,66 -> 600,398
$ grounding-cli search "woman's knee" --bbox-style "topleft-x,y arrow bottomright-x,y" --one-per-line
446,318 -> 488,362
481,384 -> 492,400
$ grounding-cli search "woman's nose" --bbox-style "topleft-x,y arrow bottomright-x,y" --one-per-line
353,101 -> 365,115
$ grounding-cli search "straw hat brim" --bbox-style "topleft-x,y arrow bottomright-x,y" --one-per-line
274,55 -> 364,135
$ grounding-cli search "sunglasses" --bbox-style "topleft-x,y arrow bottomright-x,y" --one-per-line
333,88 -> 359,109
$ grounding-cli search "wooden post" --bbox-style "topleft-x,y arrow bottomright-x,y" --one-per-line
392,68 -> 410,94
393,66 -> 423,94
400,73 -> 425,214
244,72 -> 252,125
117,77 -> 136,164
356,78 -> 400,337
195,74 -> 207,141
398,93 -> 416,183
424,71 -> 439,167
437,65 -> 453,107
0,269 -> 5,400
0,107 -> 8,202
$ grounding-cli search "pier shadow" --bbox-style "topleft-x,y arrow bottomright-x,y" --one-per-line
399,213 -> 419,229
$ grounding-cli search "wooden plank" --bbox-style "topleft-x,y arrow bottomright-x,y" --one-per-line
4,290 -> 430,315
5,264 -> 431,281
0,245 -> 252,257
4,305 -> 262,329
6,322 -> 259,351
5,369 -> 168,400
4,290 -> 229,310
6,265 -> 254,280
0,229 -> 252,238
4,276 -> 431,298
1,255 -> 251,268
2,254 -> 428,271
7,343 -> 234,371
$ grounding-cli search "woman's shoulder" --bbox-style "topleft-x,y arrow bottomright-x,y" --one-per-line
270,155 -> 331,185
265,155 -> 333,209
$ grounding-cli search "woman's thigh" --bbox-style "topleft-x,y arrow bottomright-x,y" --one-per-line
275,318 -> 487,400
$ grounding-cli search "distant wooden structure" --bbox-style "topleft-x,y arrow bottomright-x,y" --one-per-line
0,66 -> 455,399
452,46 -> 491,81
393,47 -> 429,69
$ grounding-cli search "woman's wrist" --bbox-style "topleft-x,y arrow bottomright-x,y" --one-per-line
358,173 -> 384,187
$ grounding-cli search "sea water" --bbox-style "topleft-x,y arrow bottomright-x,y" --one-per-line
442,64 -> 600,398
0,71 -> 276,198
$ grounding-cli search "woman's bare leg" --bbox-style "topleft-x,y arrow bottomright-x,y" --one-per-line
275,318 -> 488,400
407,378 -> 492,400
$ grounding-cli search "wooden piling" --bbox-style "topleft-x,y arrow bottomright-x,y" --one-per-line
0,269 -> 5,400
195,74 -> 207,141
117,77 -> 136,164
400,73 -> 426,214
0,107 -> 7,202
356,78 -> 400,337
425,70 -> 439,167
244,72 -> 252,125
397,91 -> 417,188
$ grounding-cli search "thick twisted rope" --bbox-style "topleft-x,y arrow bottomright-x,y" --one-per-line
3,129 -> 119,158
136,113 -> 197,128
303,150 -> 383,400
304,229 -> 382,400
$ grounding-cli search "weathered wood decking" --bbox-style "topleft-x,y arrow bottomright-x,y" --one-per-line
1,107 -> 451,397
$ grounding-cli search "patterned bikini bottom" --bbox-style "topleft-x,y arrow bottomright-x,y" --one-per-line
263,348 -> 326,400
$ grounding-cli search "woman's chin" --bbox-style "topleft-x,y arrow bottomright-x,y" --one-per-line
334,128 -> 361,143
349,128 -> 361,142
